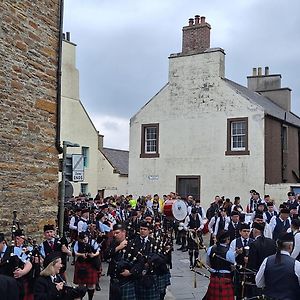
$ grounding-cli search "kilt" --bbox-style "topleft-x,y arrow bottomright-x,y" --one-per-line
23,278 -> 34,300
205,273 -> 234,300
73,260 -> 98,285
109,279 -> 136,300
135,276 -> 160,300
156,272 -> 171,294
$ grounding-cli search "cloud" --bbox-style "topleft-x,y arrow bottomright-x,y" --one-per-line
64,0 -> 300,149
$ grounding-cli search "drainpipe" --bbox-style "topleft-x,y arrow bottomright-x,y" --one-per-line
55,0 -> 64,154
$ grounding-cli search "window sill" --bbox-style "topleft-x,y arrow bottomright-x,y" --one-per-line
140,153 -> 160,158
225,150 -> 250,156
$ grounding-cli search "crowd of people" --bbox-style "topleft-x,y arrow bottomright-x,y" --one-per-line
0,190 -> 300,300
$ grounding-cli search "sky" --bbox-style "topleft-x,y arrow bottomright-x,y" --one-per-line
63,0 -> 300,150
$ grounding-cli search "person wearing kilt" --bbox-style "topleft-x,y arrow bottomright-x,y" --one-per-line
105,223 -> 137,300
204,230 -> 235,300
73,232 -> 100,300
132,221 -> 160,300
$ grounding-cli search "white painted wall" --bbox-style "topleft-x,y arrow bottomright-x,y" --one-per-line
61,40 -> 101,197
129,49 -> 266,208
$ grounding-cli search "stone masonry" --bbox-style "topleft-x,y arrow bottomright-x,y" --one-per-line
0,1 -> 61,239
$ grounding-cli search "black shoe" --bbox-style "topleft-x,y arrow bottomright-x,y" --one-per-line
182,248 -> 188,252
96,283 -> 101,291
71,261 -> 75,266
177,246 -> 183,250
189,265 -> 194,270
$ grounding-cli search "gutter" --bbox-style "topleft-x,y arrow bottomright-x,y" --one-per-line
55,0 -> 64,154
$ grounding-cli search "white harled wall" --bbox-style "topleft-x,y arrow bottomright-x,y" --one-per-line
129,49 -> 265,208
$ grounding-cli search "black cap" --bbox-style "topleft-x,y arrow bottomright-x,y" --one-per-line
252,222 -> 265,232
267,202 -> 274,207
78,232 -> 87,240
216,230 -> 230,243
43,251 -> 61,268
287,191 -> 295,196
254,213 -> 264,220
113,223 -> 126,231
44,224 -> 55,232
291,219 -> 300,228
14,229 -> 24,237
240,223 -> 250,230
0,233 -> 5,242
191,208 -> 197,214
277,232 -> 294,243
230,210 -> 239,217
140,221 -> 152,230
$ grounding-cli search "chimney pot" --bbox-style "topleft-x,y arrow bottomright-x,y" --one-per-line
188,18 -> 194,26
265,66 -> 269,76
195,15 -> 200,24
252,68 -> 257,76
258,67 -> 262,76
66,31 -> 71,41
200,16 -> 206,23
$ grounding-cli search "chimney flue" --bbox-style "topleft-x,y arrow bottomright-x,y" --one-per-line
195,15 -> 200,24
252,68 -> 257,76
188,18 -> 194,26
66,32 -> 71,41
265,66 -> 269,76
258,67 -> 262,76
200,16 -> 206,23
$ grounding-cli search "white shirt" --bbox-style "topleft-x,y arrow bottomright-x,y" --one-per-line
291,231 -> 300,259
69,216 -> 78,230
269,216 -> 291,233
255,250 -> 300,288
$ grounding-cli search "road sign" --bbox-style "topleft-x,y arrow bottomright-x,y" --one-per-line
72,154 -> 84,182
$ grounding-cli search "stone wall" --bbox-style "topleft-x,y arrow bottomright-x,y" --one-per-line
0,0 -> 61,239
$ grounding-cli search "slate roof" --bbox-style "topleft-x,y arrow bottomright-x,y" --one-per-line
223,78 -> 300,127
101,148 -> 129,175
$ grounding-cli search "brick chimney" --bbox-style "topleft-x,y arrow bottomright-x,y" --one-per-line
182,15 -> 211,54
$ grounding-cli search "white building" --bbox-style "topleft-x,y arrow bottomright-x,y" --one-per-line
128,16 -> 300,207
61,35 -> 128,198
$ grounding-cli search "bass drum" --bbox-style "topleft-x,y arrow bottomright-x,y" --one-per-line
163,199 -> 188,221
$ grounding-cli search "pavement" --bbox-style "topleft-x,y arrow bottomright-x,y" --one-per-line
66,239 -> 210,299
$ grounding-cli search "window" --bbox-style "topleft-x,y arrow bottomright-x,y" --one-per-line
140,123 -> 159,158
82,147 -> 89,167
80,183 -> 88,195
226,117 -> 250,155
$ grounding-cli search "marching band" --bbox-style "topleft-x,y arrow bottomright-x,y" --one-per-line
0,190 -> 300,300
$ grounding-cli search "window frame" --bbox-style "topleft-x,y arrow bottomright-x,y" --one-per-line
82,146 -> 89,168
225,117 -> 250,156
140,123 -> 160,158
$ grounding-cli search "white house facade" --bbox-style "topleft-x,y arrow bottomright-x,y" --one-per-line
129,16 -> 300,207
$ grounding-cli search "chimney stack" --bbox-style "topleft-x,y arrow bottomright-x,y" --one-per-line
182,15 -> 211,54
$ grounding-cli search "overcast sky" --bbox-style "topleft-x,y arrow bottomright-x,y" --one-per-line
63,0 -> 300,150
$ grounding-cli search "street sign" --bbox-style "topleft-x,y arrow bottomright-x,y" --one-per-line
72,154 -> 84,182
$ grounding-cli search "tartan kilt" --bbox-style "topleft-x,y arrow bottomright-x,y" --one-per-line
73,260 -> 98,285
156,272 -> 171,294
205,274 -> 234,300
23,278 -> 34,300
109,279 -> 136,300
135,275 -> 160,300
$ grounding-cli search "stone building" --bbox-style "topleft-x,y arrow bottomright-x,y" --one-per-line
0,1 -> 63,235
129,16 -> 300,207
61,36 -> 128,198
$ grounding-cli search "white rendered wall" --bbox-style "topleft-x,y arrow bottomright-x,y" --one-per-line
129,49 -> 265,208
61,40 -> 100,197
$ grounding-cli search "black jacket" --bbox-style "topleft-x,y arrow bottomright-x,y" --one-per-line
247,236 -> 277,271
33,276 -> 64,300
0,275 -> 19,300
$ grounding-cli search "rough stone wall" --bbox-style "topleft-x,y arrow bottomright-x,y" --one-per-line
0,0 -> 61,238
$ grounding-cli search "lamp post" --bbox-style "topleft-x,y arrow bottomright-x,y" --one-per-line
59,140 -> 80,237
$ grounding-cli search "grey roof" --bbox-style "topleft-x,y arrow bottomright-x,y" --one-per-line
101,148 -> 129,175
223,78 -> 300,127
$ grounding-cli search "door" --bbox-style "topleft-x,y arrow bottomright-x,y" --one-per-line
176,176 -> 200,200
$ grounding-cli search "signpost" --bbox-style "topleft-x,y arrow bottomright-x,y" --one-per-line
72,154 -> 84,182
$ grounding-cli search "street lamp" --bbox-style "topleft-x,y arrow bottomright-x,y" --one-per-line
59,140 -> 80,237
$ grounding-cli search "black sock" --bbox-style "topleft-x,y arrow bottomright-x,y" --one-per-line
88,289 -> 95,300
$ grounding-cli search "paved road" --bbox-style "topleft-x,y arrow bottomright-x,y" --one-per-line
66,244 -> 209,299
